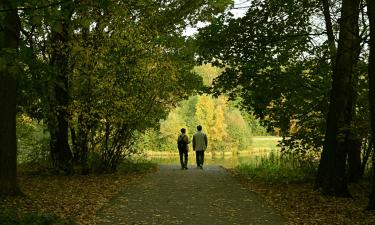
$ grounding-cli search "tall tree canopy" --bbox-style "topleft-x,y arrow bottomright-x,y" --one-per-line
0,0 -> 234,194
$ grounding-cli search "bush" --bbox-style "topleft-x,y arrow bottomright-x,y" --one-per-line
87,152 -> 106,174
17,115 -> 50,165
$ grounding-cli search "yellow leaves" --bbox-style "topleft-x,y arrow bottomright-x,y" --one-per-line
193,63 -> 223,86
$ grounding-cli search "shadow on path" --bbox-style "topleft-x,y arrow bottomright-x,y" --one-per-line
96,164 -> 287,225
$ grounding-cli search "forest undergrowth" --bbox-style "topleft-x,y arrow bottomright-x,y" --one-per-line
232,158 -> 375,225
0,162 -> 157,225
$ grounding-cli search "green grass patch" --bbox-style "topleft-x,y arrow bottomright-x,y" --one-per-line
0,210 -> 75,225
117,159 -> 158,173
236,151 -> 316,183
250,136 -> 281,149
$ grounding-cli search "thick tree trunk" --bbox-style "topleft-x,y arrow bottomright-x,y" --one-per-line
315,0 -> 360,197
366,0 -> 375,210
321,0 -> 362,183
48,2 -> 74,173
347,136 -> 362,182
0,1 -> 21,196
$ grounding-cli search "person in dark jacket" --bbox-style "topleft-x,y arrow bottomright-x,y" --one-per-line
177,128 -> 189,170
192,125 -> 208,169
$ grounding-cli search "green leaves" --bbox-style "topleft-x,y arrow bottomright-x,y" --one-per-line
31,15 -> 42,25
14,0 -> 236,171
195,0 -> 333,155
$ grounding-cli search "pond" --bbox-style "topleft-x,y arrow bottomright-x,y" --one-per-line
146,150 -> 277,169
145,136 -> 281,168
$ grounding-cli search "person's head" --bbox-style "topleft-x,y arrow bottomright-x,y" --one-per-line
180,128 -> 186,134
197,125 -> 202,131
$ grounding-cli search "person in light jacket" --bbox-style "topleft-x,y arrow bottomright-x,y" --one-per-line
192,125 -> 208,169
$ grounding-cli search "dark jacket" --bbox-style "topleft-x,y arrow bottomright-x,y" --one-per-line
177,134 -> 189,151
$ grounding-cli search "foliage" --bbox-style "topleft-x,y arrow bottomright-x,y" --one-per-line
135,94 -> 261,153
16,114 -> 50,165
134,63 -> 270,153
195,0 -> 372,169
12,0 -> 234,173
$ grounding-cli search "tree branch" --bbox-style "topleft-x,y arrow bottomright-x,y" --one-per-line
0,0 -> 72,12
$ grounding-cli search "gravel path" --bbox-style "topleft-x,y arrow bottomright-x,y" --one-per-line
96,164 -> 287,225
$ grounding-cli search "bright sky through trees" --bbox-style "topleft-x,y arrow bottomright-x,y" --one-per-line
183,0 -> 250,36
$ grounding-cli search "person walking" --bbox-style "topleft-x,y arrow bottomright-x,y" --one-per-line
192,125 -> 208,169
177,128 -> 189,170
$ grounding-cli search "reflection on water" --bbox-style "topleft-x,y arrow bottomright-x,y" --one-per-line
147,152 -> 271,168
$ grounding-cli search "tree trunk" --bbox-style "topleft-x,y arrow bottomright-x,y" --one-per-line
315,0 -> 360,197
347,136 -> 362,182
320,0 -> 337,63
0,1 -> 21,196
71,117 -> 89,174
48,2 -> 74,173
77,124 -> 89,174
321,0 -> 362,183
366,0 -> 375,210
360,138 -> 372,177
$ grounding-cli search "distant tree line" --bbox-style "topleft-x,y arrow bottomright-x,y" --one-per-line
135,93 -> 268,154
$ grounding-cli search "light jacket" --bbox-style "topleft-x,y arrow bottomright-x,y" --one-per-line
192,131 -> 208,151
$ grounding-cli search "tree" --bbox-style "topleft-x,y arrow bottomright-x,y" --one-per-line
315,0 -> 360,196
366,0 -> 375,210
196,0 -> 373,190
196,0 -> 331,158
211,96 -> 228,153
195,95 -> 215,145
0,0 -> 21,196
47,0 -> 75,173
15,0 -> 233,172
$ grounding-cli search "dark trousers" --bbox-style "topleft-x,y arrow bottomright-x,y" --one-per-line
179,150 -> 188,168
195,150 -> 205,167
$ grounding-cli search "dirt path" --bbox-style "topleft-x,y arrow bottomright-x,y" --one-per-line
95,164 -> 287,225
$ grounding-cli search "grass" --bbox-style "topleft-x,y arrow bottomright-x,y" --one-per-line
232,152 -> 375,225
236,150 -> 316,183
238,136 -> 317,183
117,159 -> 158,173
250,136 -> 282,149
